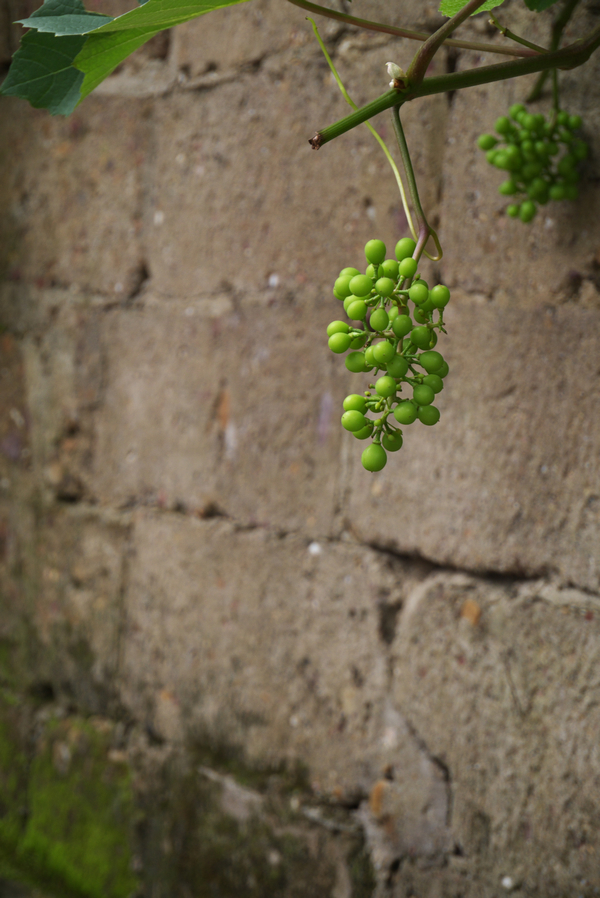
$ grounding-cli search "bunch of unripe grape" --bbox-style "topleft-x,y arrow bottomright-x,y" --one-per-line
327,237 -> 450,472
477,104 -> 588,223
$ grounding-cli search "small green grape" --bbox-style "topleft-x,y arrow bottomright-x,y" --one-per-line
365,239 -> 386,265
343,394 -> 367,413
409,283 -> 429,305
386,355 -> 409,378
341,410 -> 367,432
572,140 -> 588,161
347,300 -> 368,321
370,308 -> 390,332
349,275 -> 373,297
495,116 -> 511,134
393,402 -> 418,425
418,405 -> 440,426
328,333 -> 352,353
527,178 -> 548,200
509,103 -> 525,120
382,431 -> 403,452
549,184 -> 566,201
436,361 -> 450,379
557,111 -> 569,127
364,346 -> 377,367
395,237 -> 416,262
373,341 -> 395,364
326,320 -> 350,337
375,376 -> 397,398
346,352 -> 367,373
365,263 -> 384,279
427,331 -> 438,349
333,289 -> 345,301
558,155 -> 576,175
410,326 -> 431,349
478,134 -> 497,150
522,161 -> 542,179
353,422 -> 374,440
361,443 -> 387,472
350,332 -> 368,350
392,315 -> 413,338
506,204 -> 519,218
413,308 -> 429,324
418,351 -> 443,373
334,276 -> 353,298
388,306 -> 400,322
381,259 -> 399,279
423,374 -> 443,394
343,295 -> 358,313
430,285 -> 450,309
519,200 -> 536,223
499,179 -> 517,196
398,257 -> 418,279
375,277 -> 395,297
568,114 -> 582,130
413,384 -> 435,406
339,267 -> 361,278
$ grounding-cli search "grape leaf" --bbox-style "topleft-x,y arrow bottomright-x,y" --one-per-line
74,0 -> 252,101
524,0 -> 560,10
0,30 -> 86,114
1,0 -> 252,113
439,0 -> 504,15
18,0 -> 114,34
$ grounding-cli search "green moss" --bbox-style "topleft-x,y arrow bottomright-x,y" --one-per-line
0,703 -> 139,898
348,838 -> 377,897
20,718 -> 138,898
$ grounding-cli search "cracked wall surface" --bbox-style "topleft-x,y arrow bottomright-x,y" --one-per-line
1,0 -> 600,895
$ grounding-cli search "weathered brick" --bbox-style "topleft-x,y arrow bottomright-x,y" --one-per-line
92,291 -> 346,532
389,572 -> 600,892
122,510 -> 434,799
346,296 -> 600,592
0,97 -> 150,295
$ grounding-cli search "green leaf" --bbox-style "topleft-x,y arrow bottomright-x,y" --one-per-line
1,0 -> 252,114
82,0 -> 251,35
0,30 -> 85,114
75,28 -> 164,98
439,0 -> 504,15
74,0 -> 252,102
524,0 -> 560,10
19,0 -> 113,34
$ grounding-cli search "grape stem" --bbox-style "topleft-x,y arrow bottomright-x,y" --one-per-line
284,0 -> 538,58
390,105 -> 442,263
487,13 -> 548,54
527,0 -> 584,102
309,23 -> 600,148
307,18 -> 442,262
406,0 -> 492,88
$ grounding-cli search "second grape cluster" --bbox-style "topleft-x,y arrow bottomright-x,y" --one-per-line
478,104 -> 588,222
327,238 -> 450,472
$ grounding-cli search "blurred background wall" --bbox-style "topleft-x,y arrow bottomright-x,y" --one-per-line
1,1 -> 600,895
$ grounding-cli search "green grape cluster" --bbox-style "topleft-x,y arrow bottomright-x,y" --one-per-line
327,237 -> 450,473
477,104 -> 588,223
